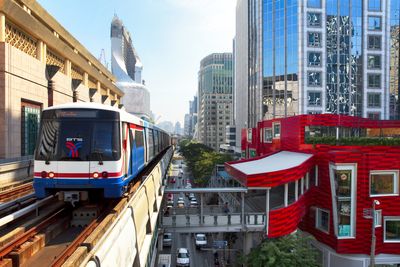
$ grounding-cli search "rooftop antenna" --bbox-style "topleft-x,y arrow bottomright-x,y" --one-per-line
98,49 -> 109,70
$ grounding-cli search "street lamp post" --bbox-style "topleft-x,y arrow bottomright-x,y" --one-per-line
370,199 -> 380,267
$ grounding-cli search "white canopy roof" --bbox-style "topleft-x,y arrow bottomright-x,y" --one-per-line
230,151 -> 313,175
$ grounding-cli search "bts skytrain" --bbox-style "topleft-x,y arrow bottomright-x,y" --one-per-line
33,103 -> 170,201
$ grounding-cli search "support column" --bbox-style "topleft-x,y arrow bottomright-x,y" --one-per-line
0,13 -> 5,42
200,193 -> 204,225
65,59 -> 71,77
36,40 -> 44,62
266,189 -> 270,236
83,72 -> 88,87
241,192 -> 245,228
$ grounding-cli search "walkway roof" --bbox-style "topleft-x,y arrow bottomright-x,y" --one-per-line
225,151 -> 314,187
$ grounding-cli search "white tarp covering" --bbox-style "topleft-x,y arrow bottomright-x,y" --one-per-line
230,151 -> 313,175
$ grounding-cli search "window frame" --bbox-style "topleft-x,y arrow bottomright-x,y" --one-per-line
367,93 -> 382,108
368,0 -> 381,11
307,0 -> 322,8
367,16 -> 382,31
263,128 -> 273,143
368,35 -> 382,50
308,71 -> 322,87
307,32 -> 322,48
316,208 -> 330,234
307,91 -> 322,107
369,170 -> 399,197
272,122 -> 281,139
367,73 -> 381,88
308,51 -> 322,67
367,54 -> 381,69
384,217 -> 400,243
307,12 -> 322,27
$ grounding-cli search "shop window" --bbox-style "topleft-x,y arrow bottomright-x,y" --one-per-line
367,112 -> 381,120
330,164 -> 357,238
384,217 -> 400,242
370,171 -> 399,196
316,208 -> 330,233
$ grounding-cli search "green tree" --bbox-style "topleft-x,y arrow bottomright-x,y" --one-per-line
242,232 -> 321,267
178,140 -> 233,184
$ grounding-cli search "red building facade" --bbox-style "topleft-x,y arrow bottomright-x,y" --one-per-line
226,115 -> 400,266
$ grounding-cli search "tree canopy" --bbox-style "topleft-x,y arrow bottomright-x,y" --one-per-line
178,140 -> 233,185
241,232 -> 321,267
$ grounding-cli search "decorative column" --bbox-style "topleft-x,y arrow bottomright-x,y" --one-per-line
0,13 -> 5,42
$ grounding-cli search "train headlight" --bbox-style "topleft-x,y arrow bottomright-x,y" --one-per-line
101,171 -> 108,178
41,171 -> 47,178
93,172 -> 99,178
48,172 -> 55,178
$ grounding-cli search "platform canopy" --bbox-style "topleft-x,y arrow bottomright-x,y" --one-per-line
225,151 -> 314,187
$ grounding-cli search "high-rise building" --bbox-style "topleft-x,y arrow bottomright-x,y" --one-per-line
234,0 -> 249,153
198,53 -> 234,151
235,0 -> 400,128
111,15 -> 151,119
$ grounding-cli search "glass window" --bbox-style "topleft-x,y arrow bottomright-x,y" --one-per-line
288,181 -> 296,205
308,72 -> 322,86
307,0 -> 321,8
384,218 -> 400,242
367,93 -> 381,108
308,32 -> 322,47
368,55 -> 381,69
370,171 -> 399,195
270,185 -> 285,210
264,128 -> 272,143
367,112 -> 381,120
375,210 -> 382,227
330,165 -> 356,238
247,128 -> 252,142
316,208 -> 329,233
368,74 -> 381,88
307,12 -> 322,27
308,91 -> 322,106
308,52 -> 321,66
368,35 -> 381,50
297,179 -> 302,198
368,0 -> 381,11
135,130 -> 144,147
368,16 -> 382,30
273,123 -> 280,138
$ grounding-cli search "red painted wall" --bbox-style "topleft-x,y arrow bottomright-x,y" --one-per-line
232,114 -> 400,255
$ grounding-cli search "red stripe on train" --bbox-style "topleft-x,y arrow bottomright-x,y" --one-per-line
34,171 -> 123,178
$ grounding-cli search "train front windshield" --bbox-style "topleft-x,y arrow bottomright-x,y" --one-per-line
35,109 -> 121,161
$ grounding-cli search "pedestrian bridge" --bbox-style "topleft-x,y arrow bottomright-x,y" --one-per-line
161,212 -> 266,233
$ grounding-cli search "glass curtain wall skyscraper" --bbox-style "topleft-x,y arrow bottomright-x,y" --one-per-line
244,0 -> 399,125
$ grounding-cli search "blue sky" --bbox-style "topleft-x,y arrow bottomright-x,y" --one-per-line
37,0 -> 236,125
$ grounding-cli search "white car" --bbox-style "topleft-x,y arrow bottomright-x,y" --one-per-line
189,200 -> 198,207
176,248 -> 190,266
178,197 -> 184,202
177,200 -> 185,208
195,234 -> 207,249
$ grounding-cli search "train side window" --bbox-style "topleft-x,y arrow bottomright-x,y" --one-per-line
135,130 -> 144,147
